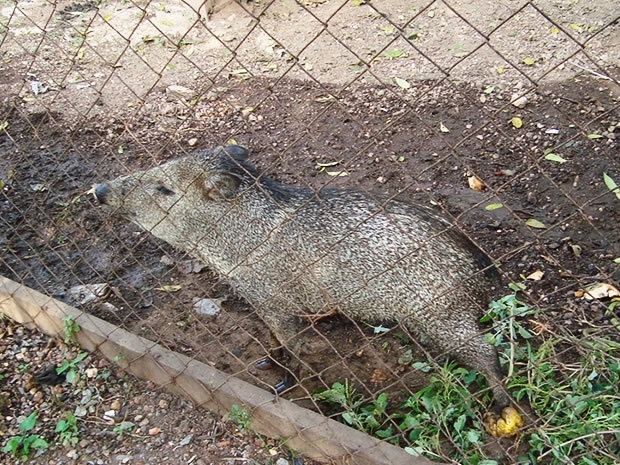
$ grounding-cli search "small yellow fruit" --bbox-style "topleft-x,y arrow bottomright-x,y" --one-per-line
484,407 -> 524,438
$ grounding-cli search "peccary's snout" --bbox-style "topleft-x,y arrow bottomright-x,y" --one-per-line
93,183 -> 109,204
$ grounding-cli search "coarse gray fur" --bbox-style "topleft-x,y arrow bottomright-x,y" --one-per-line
94,145 -> 510,408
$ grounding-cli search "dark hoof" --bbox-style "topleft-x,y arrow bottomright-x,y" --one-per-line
274,371 -> 294,393
34,365 -> 65,385
274,378 -> 289,393
255,357 -> 275,370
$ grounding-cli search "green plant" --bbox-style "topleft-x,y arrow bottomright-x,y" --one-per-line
314,364 -> 490,462
56,352 -> 88,383
226,404 -> 251,433
510,338 -> 620,464
396,362 -> 489,461
2,412 -> 49,460
112,421 -> 134,437
62,316 -> 80,344
315,286 -> 620,464
314,381 -> 392,437
112,352 -> 126,364
481,283 -> 535,374
18,363 -> 30,372
55,413 -> 79,446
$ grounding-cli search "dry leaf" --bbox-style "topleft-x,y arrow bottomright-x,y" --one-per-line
582,282 -> 620,300
316,160 -> 341,168
468,175 -> 484,191
370,368 -> 387,384
526,270 -> 544,281
156,285 -> 182,292
394,77 -> 411,89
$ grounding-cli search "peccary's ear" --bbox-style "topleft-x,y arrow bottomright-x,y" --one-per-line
221,145 -> 248,160
203,170 -> 242,199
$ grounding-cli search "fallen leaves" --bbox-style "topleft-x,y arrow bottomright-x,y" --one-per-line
394,77 -> 411,89
544,153 -> 567,164
525,218 -> 546,229
468,175 -> 484,191
577,282 -> 620,300
603,172 -> 620,199
526,270 -> 544,281
155,284 -> 182,292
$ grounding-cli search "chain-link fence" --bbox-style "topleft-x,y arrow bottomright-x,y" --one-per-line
1,0 -> 619,463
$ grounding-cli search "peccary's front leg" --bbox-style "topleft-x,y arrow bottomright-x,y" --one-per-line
255,311 -> 303,392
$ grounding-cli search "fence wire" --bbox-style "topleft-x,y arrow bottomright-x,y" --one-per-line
1,0 -> 619,463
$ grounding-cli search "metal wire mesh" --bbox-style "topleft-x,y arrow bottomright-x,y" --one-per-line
1,0 -> 618,463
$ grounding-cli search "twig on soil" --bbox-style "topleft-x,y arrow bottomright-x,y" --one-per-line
568,61 -> 612,80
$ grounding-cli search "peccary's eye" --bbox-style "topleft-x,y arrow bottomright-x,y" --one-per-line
156,185 -> 175,196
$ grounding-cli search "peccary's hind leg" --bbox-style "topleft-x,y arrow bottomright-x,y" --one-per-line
485,348 -> 511,411
425,320 -> 511,410
255,331 -> 284,370
254,312 -> 302,393
459,336 -> 511,411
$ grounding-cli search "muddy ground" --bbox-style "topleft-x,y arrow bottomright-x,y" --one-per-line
1,0 -> 619,463
1,71 -> 619,461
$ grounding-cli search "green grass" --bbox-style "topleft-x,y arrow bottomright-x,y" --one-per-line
313,285 -> 620,464
510,338 -> 619,464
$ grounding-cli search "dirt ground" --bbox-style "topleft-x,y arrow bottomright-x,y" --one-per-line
0,318 -> 313,465
1,0 -> 619,463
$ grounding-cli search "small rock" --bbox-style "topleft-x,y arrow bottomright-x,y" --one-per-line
178,419 -> 190,432
193,298 -> 222,316
74,405 -> 87,417
68,283 -> 110,305
181,259 -> 207,274
188,137 -> 198,146
179,433 -> 194,446
275,458 -> 290,465
166,85 -> 196,102
511,93 -> 528,108
110,399 -> 122,410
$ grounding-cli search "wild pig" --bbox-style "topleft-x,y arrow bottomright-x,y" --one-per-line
93,145 -> 510,409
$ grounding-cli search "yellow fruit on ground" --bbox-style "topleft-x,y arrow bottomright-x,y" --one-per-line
484,407 -> 524,438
